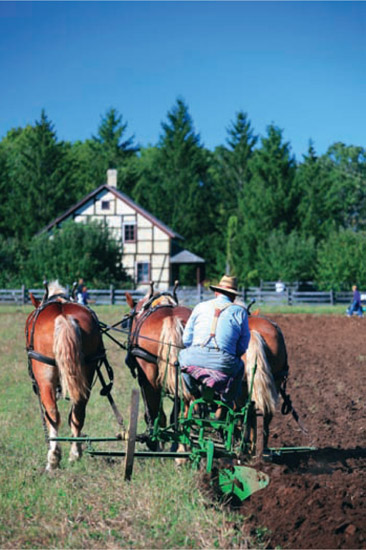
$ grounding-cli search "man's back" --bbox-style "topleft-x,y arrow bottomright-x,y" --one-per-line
183,294 -> 250,357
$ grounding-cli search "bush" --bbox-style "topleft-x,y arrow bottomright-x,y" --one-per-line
23,220 -> 132,288
256,229 -> 317,283
316,229 -> 366,290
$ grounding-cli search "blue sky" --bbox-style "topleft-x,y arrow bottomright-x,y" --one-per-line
0,1 -> 365,161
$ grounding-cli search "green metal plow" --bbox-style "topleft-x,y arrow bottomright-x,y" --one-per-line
50,359 -> 314,502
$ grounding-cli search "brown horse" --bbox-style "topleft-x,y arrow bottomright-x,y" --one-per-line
25,281 -> 105,471
125,288 -> 191,431
125,289 -> 289,452
241,314 -> 289,451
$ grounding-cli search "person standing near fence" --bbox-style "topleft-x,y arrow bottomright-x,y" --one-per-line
76,278 -> 84,304
347,285 -> 363,317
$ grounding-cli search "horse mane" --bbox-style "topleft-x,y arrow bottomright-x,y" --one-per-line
48,280 -> 68,299
137,291 -> 177,317
151,294 -> 176,308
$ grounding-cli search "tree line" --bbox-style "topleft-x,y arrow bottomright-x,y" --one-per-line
0,98 -> 365,290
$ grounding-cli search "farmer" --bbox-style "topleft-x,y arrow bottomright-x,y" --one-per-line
179,275 -> 250,411
347,285 -> 363,317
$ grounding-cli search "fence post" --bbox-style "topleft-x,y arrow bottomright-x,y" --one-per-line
243,287 -> 247,303
110,284 -> 115,305
330,289 -> 334,305
287,287 -> 291,306
21,284 -> 26,305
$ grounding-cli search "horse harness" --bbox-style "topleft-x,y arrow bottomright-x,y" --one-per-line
126,299 -> 178,374
26,296 -> 107,389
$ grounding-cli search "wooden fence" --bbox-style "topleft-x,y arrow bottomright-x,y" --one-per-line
0,285 -> 357,307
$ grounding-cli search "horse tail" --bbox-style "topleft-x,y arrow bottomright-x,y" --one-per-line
157,316 -> 188,398
53,315 -> 89,403
245,330 -> 278,416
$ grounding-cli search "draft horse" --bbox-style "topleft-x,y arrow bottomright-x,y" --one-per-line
126,287 -> 290,453
125,284 -> 191,432
26,281 -> 105,471
241,314 -> 290,451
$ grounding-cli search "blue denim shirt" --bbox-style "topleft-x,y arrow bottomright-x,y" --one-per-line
182,294 -> 250,357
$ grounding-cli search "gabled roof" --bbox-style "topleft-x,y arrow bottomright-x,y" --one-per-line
170,249 -> 205,264
39,184 -> 184,240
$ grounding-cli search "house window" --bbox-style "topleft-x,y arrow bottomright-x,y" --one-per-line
101,200 -> 110,210
137,262 -> 150,283
124,223 -> 136,243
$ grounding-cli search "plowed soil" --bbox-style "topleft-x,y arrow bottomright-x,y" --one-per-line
242,314 -> 366,549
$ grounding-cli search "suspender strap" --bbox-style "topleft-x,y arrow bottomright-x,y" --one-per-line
200,303 -> 231,350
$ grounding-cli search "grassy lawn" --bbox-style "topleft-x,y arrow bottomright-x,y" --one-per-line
0,306 -> 264,549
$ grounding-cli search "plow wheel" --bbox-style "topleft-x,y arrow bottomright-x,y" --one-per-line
124,389 -> 139,481
242,401 -> 257,456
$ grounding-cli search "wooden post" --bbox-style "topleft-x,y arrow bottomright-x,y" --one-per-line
330,289 -> 334,305
110,284 -> 115,305
21,284 -> 26,305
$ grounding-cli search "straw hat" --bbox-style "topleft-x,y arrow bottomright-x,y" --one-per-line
209,275 -> 241,296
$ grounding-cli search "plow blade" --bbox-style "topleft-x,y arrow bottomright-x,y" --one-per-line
218,466 -> 269,502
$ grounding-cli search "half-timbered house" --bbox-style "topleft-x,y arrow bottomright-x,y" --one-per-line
41,169 -> 205,290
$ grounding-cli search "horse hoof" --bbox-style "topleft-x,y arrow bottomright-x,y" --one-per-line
45,461 -> 59,472
69,451 -> 81,462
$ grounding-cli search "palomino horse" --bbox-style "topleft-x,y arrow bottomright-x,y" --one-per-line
125,286 -> 191,432
26,281 -> 105,471
241,314 -> 289,451
126,288 -> 289,453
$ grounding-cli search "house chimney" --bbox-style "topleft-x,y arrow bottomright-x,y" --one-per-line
107,169 -> 117,188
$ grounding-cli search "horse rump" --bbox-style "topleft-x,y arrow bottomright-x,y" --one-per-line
245,329 -> 278,416
53,315 -> 89,402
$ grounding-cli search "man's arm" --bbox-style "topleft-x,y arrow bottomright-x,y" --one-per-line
237,311 -> 251,356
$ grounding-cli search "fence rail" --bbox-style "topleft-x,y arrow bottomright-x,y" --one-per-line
0,285 -> 356,307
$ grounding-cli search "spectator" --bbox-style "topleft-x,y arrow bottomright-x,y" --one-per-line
80,285 -> 94,306
347,285 -> 363,317
275,279 -> 286,293
76,277 -> 84,304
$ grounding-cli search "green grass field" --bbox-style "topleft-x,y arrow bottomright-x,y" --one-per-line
0,305 -> 271,549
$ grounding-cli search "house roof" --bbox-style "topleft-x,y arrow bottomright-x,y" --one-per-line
39,184 -> 184,240
170,249 -> 205,264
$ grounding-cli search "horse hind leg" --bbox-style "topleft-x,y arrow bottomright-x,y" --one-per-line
68,399 -> 88,461
37,377 -> 62,471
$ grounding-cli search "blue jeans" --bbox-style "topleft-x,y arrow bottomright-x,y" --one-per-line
347,301 -> 363,317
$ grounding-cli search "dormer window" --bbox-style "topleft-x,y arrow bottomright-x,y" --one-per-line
101,200 -> 110,210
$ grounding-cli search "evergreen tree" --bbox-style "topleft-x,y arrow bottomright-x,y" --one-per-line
295,142 -> 334,242
233,125 -> 297,283
3,111 -> 76,243
133,99 -> 218,280
213,111 -> 257,216
211,111 -> 258,276
90,107 -> 139,192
